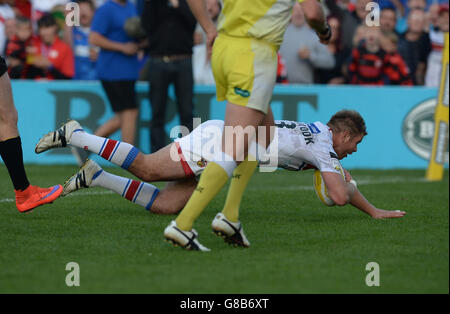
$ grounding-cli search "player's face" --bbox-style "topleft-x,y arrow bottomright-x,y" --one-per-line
335,132 -> 364,159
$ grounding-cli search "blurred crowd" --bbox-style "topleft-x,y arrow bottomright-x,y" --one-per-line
0,0 -> 448,87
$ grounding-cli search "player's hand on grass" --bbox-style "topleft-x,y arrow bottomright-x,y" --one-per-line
371,208 -> 406,219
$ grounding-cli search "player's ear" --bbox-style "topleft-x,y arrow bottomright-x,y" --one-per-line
343,130 -> 352,142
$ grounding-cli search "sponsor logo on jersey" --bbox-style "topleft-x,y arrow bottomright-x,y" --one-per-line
331,159 -> 345,177
234,87 -> 250,98
197,158 -> 208,168
299,123 -> 314,144
307,123 -> 321,134
402,98 -> 449,162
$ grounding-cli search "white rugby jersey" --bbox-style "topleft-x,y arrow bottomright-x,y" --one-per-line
175,119 -> 342,176
268,120 -> 342,174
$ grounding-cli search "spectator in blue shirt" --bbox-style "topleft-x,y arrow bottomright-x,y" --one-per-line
72,0 -> 97,80
89,0 -> 140,145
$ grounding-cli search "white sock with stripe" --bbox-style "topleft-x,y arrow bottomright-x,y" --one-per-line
90,169 -> 159,210
70,131 -> 139,169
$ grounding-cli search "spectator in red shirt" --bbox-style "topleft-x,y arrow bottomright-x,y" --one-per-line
27,13 -> 74,79
5,16 -> 37,78
381,31 -> 413,86
348,26 -> 386,85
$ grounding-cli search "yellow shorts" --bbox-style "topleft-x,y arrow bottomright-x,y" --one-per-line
211,34 -> 278,114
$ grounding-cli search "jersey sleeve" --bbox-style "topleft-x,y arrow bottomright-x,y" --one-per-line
91,6 -> 110,36
315,149 -> 342,174
312,129 -> 342,174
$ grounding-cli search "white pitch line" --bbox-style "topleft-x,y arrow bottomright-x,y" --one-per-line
0,190 -> 114,204
0,177 -> 431,204
64,190 -> 115,198
248,177 -> 429,191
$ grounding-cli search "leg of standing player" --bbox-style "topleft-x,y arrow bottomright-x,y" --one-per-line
0,64 -> 62,213
171,0 -> 331,250
168,31 -> 278,249
97,81 -> 139,145
220,108 -> 274,223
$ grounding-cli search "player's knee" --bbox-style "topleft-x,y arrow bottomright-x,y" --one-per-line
149,192 -> 183,215
149,203 -> 180,215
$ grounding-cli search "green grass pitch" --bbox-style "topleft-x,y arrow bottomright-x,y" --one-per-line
0,165 -> 448,293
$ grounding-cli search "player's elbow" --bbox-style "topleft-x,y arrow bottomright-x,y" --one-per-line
88,32 -> 100,46
151,206 -> 178,215
328,189 -> 350,206
332,195 -> 349,206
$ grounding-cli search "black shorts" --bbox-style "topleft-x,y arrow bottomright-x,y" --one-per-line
0,56 -> 7,77
101,80 -> 137,113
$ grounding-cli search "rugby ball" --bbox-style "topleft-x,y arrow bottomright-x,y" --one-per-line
313,167 -> 346,206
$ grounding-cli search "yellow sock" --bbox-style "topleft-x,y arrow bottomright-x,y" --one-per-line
176,162 -> 230,231
221,157 -> 258,223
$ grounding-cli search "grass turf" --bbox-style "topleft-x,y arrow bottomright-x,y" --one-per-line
0,165 -> 448,293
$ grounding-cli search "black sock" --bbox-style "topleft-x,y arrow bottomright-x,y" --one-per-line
0,137 -> 30,191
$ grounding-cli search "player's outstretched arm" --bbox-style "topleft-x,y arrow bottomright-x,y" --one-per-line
349,187 -> 407,219
323,170 -> 406,219
343,169 -> 406,219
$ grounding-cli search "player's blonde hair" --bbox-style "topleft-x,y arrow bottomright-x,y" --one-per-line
327,110 -> 368,137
